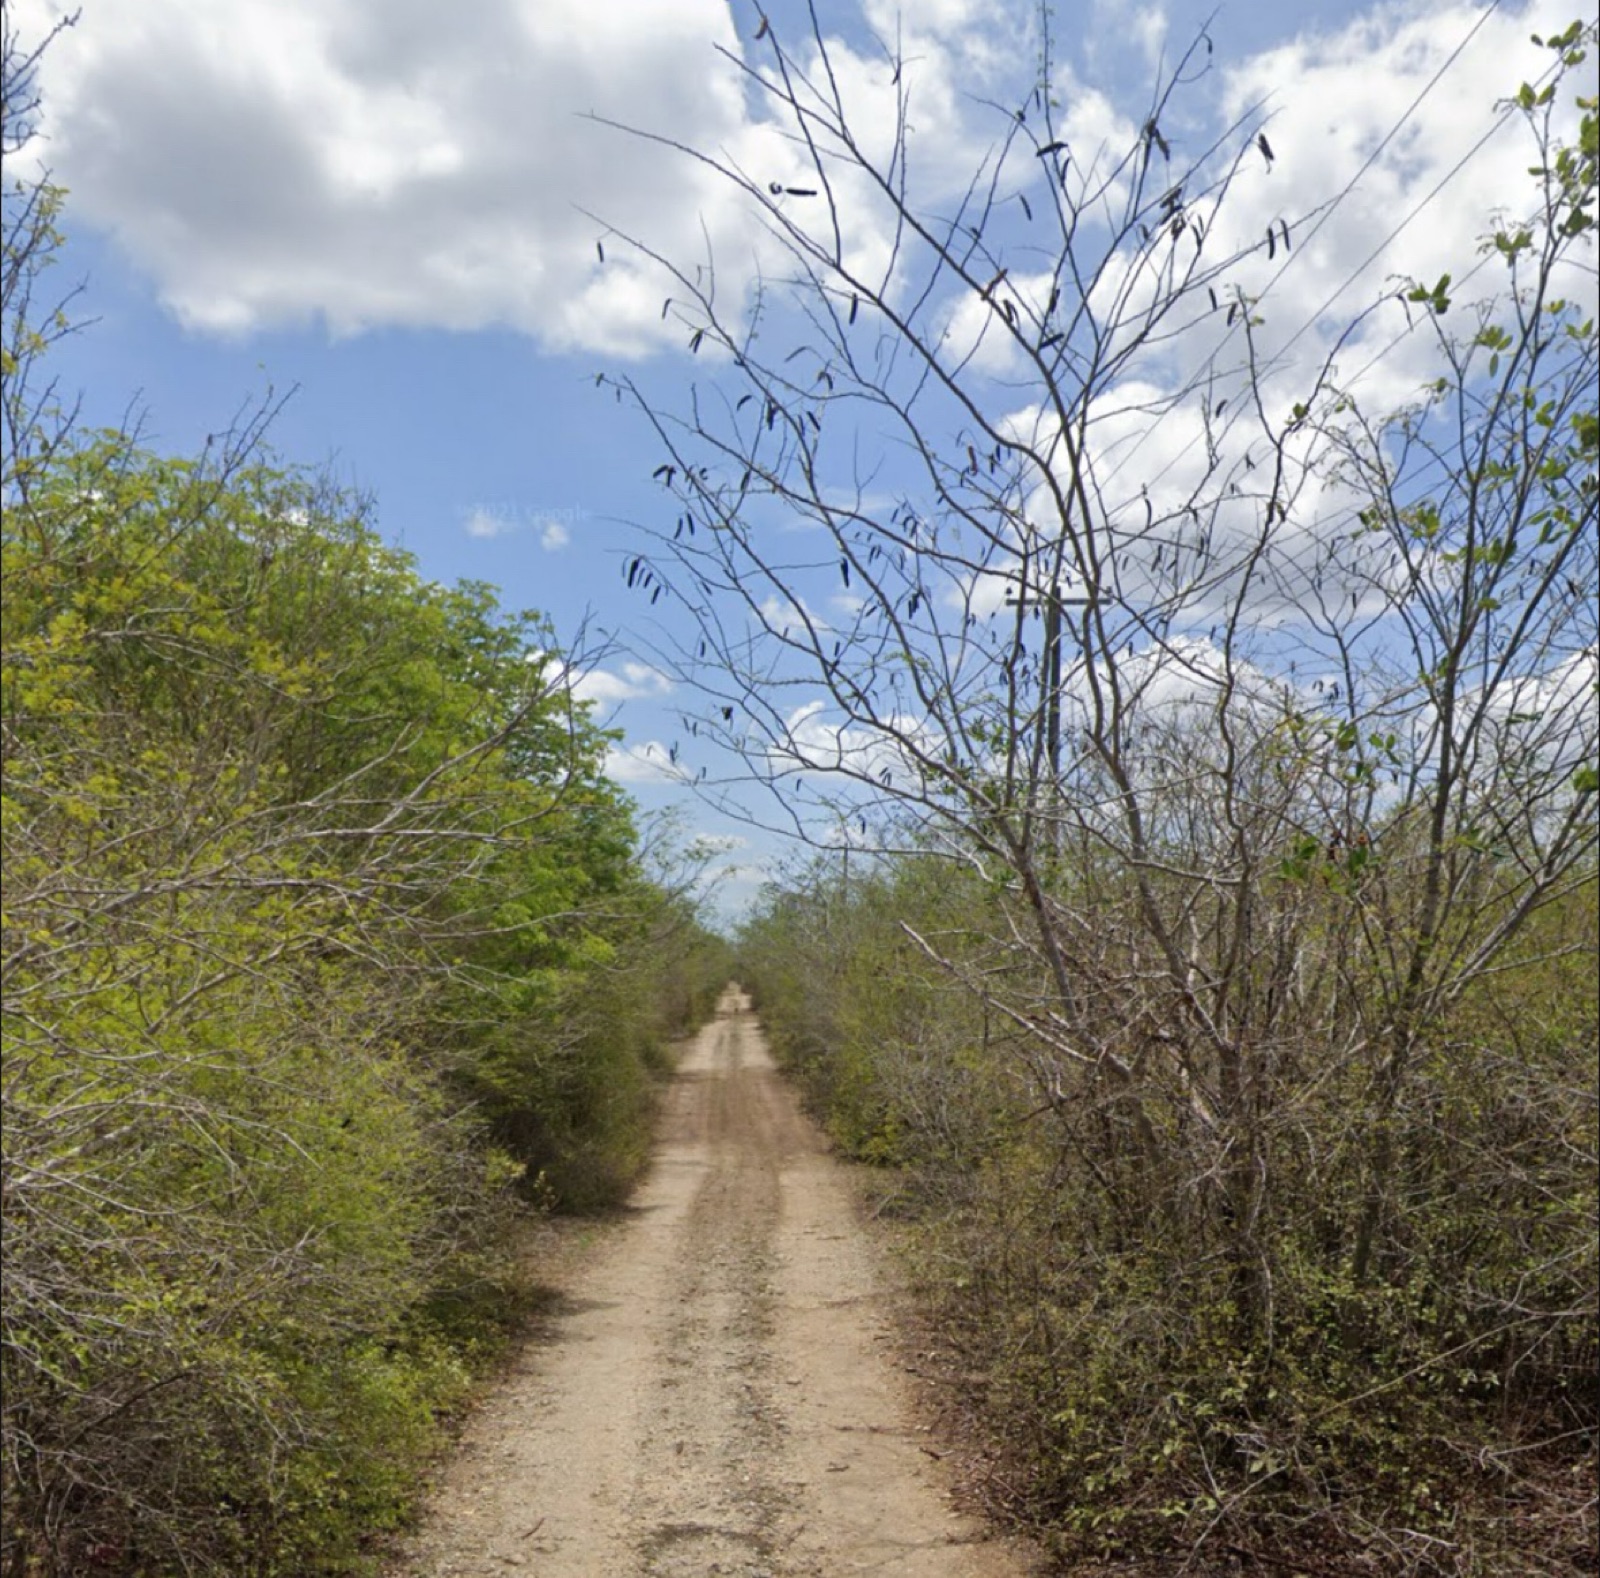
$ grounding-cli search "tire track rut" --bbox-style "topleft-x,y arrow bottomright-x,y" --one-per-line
393,987 -> 1040,1577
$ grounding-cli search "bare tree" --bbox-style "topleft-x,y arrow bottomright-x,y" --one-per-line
2,4 -> 88,503
597,10 -> 1596,1556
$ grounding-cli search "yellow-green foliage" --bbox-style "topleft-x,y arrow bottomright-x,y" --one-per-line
741,856 -> 1024,1181
0,440 -> 726,1574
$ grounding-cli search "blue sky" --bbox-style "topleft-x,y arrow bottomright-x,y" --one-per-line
10,0 -> 1588,914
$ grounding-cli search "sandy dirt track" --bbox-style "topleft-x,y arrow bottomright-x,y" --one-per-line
391,987 -> 1042,1577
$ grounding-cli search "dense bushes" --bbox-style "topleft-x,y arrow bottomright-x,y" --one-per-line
729,44 -> 1597,1568
740,857 -> 1598,1573
0,442 -> 726,1574
457,876 -> 731,1212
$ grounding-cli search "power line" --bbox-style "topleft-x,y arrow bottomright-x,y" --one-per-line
1093,0 -> 1517,501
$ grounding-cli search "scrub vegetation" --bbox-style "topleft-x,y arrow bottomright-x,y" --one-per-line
3,5 -> 1595,1575
740,858 -> 1594,1572
620,11 -> 1597,1574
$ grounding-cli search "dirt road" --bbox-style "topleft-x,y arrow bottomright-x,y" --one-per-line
393,987 -> 1041,1577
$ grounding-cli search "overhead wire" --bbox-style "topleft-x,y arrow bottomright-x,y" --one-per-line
1089,0 -> 1521,502
1042,2 -> 1590,698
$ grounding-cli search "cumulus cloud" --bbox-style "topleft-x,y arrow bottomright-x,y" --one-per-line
13,0 -> 1584,381
937,270 -> 1059,377
768,699 -> 938,787
927,0 -> 1592,659
1084,0 -> 1170,71
689,832 -> 747,855
458,504 -> 583,544
964,3 -> 1582,524
1071,634 -> 1282,723
1210,1 -> 1594,412
11,0 -> 780,353
1475,645 -> 1599,782
756,595 -> 833,637
571,661 -> 672,705
13,0 -> 1591,698
5,0 -> 1074,354
20,0 -> 1561,378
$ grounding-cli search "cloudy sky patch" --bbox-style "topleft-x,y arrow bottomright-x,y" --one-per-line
9,0 -> 1588,914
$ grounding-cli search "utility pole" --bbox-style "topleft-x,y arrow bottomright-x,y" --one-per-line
1007,575 -> 1085,817
1043,581 -> 1088,805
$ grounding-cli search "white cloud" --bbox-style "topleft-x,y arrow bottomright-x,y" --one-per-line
11,0 -> 773,353
689,832 -> 747,855
936,270 -> 1059,377
768,698 -> 938,787
1132,5 -> 1169,67
1092,635 -> 1279,720
756,594 -> 834,637
462,506 -> 513,539
14,0 -> 1593,722
1476,645 -> 1599,782
12,0 -> 1586,376
1084,0 -> 1170,72
572,661 -> 673,705
1210,0 -> 1594,413
6,0 -> 1054,353
603,739 -> 689,784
